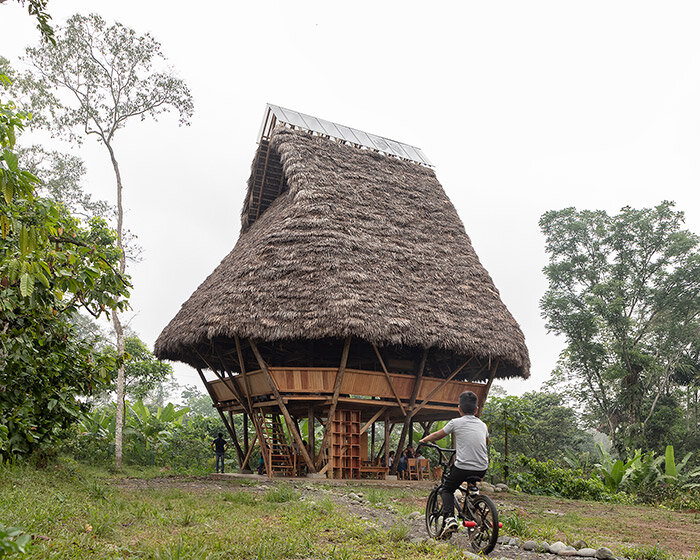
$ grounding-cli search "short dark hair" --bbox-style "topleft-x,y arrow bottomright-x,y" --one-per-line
217,432 -> 223,438
459,391 -> 478,414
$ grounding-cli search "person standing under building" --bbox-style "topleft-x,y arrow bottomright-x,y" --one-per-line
211,432 -> 229,473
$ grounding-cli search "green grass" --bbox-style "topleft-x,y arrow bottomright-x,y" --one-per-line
619,544 -> 673,560
0,461 -> 460,560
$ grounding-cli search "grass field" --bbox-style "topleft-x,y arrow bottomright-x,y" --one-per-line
1,461 -> 699,560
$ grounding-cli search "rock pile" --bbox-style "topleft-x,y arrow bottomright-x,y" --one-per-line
495,538 -> 622,560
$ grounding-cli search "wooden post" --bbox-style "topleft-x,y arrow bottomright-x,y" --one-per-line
227,410 -> 246,466
234,335 -> 254,414
391,348 -> 428,474
372,343 -> 406,416
371,422 -> 375,462
384,413 -> 391,468
248,339 -> 317,474
411,357 -> 474,417
315,336 -> 352,468
240,432 -> 258,471
243,413 -> 250,465
477,360 -> 499,416
308,407 -> 315,459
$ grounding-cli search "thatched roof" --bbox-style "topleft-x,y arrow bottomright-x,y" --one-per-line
155,126 -> 530,379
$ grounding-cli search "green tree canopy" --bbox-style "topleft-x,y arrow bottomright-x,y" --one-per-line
540,202 -> 700,452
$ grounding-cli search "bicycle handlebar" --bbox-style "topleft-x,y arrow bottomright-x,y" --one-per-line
416,442 -> 456,468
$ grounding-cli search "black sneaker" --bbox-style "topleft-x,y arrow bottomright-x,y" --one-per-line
440,517 -> 458,538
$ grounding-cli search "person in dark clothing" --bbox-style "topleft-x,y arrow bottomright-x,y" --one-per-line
210,432 -> 229,473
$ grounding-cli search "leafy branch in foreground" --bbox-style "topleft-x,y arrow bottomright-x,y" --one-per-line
1,73 -> 130,460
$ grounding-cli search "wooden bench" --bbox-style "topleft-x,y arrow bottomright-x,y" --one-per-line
358,465 -> 389,479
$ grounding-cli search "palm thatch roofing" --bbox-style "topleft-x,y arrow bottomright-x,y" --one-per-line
155,123 -> 530,380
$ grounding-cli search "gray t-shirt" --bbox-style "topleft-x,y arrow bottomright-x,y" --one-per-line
443,414 -> 489,470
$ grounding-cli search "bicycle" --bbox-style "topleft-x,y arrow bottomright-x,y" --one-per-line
419,442 -> 500,554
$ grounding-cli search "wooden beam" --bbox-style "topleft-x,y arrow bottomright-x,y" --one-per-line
360,406 -> 388,435
234,335 -> 254,414
372,344 -> 406,416
391,348 -> 428,474
248,339 -> 317,473
411,357 -> 474,417
233,336 -> 270,474
227,410 -> 245,466
196,367 -> 220,408
196,350 -> 246,411
308,407 -> 315,459
477,360 -> 499,417
384,413 -> 391,468
315,336 -> 352,468
243,413 -> 249,458
215,347 -> 252,416
240,432 -> 258,472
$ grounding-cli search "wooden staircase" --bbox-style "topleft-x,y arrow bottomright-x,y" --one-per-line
254,412 -> 296,477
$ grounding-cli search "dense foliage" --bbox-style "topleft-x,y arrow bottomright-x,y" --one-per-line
0,75 -> 129,461
540,203 -> 700,454
65,399 -> 226,473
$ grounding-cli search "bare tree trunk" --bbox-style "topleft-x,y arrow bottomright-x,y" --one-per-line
106,141 -> 126,469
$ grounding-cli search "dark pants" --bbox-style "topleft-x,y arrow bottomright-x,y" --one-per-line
215,452 -> 225,473
441,466 -> 487,517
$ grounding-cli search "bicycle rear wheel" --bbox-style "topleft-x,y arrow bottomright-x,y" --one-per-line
466,494 -> 499,554
425,488 -> 445,539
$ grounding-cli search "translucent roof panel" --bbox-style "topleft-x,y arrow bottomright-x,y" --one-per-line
264,104 -> 432,166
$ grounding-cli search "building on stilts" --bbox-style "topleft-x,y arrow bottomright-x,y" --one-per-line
155,105 -> 530,478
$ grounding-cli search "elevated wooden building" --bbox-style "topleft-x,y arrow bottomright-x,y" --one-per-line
155,105 -> 530,478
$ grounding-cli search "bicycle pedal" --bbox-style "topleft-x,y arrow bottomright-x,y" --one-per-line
463,520 -> 477,528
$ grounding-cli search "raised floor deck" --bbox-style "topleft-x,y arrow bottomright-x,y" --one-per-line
207,367 -> 486,421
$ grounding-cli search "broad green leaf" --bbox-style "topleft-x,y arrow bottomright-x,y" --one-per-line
3,149 -> 19,172
19,272 -> 34,297
665,445 -> 677,478
19,224 -> 29,254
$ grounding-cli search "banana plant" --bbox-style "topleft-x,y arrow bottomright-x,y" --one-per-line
594,444 -> 639,493
124,400 -> 189,464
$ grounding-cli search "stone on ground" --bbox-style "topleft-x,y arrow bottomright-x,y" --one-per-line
595,547 -> 615,559
550,541 -> 568,554
578,548 -> 597,557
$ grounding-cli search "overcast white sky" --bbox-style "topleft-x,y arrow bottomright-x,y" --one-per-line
3,1 -> 700,396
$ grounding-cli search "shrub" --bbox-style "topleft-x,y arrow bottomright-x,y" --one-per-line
512,456 -> 611,501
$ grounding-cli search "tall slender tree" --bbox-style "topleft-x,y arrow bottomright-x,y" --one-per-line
21,13 -> 193,467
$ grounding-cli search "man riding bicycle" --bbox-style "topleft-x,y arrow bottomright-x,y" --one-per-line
419,390 -> 489,539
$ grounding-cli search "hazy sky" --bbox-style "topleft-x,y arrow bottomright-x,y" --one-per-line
3,1 -> 700,396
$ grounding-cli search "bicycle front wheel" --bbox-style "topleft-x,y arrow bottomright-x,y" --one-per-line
467,494 -> 499,554
425,488 -> 444,539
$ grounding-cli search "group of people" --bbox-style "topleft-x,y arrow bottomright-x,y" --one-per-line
385,446 -> 427,479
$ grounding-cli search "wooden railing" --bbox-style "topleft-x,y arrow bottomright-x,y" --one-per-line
208,367 -> 486,409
